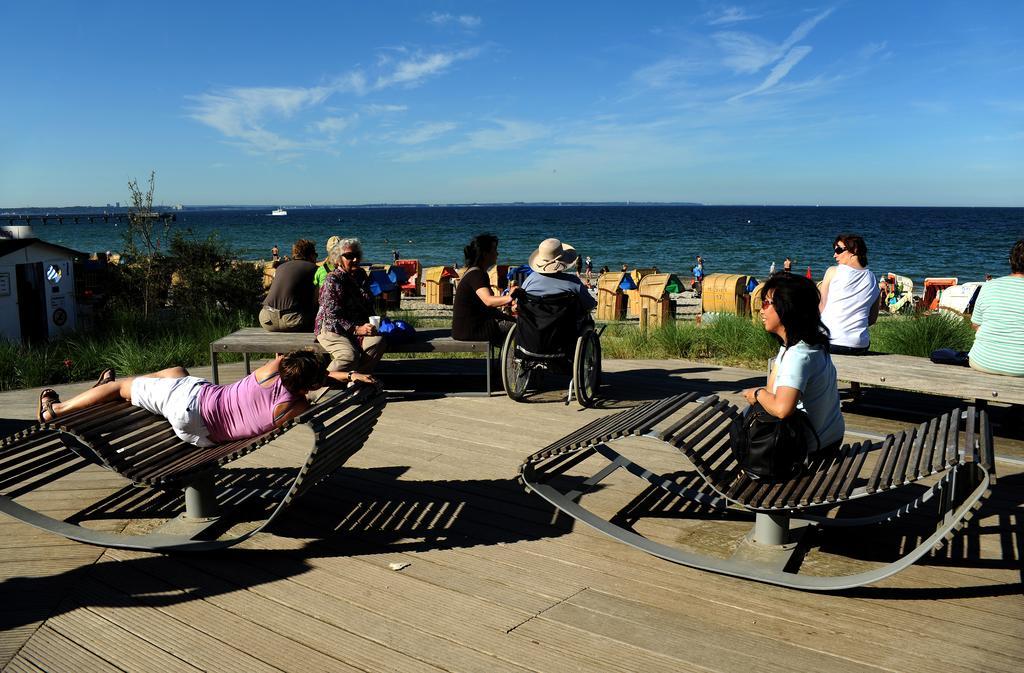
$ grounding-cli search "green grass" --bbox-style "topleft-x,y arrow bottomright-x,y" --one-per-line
601,315 -> 778,368
0,307 -> 979,391
0,308 -> 257,392
868,312 -> 975,357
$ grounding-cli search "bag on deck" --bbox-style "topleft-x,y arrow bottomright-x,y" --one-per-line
731,401 -> 820,481
929,348 -> 969,366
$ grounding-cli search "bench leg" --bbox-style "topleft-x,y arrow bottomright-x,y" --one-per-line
244,352 -> 251,377
751,512 -> 791,545
486,346 -> 493,396
184,473 -> 219,520
211,348 -> 220,384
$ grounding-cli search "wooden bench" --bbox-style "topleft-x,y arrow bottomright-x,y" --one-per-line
210,327 -> 497,395
830,352 -> 1024,408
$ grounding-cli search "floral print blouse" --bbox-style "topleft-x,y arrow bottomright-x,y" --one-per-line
314,267 -> 374,335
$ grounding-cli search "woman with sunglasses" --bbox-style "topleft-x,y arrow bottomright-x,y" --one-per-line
314,238 -> 385,381
818,233 -> 880,355
743,273 -> 845,451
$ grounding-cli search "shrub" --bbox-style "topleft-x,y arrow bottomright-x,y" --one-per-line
166,232 -> 263,313
869,313 -> 975,357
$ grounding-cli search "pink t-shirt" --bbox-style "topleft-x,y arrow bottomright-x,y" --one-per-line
199,373 -> 300,442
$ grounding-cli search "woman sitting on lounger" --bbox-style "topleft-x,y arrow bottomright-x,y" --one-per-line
37,351 -> 376,447
743,273 -> 845,450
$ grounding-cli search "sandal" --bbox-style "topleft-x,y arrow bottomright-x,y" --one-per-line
93,368 -> 116,388
37,389 -> 60,424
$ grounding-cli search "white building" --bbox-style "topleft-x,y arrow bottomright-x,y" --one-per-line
0,229 -> 82,343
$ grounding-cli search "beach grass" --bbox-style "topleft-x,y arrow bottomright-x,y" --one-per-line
0,308 -> 256,392
0,306 -> 979,391
868,312 -> 975,357
601,315 -> 778,368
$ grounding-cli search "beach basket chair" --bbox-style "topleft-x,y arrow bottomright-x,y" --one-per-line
501,290 -> 602,407
520,393 -> 996,590
0,384 -> 386,552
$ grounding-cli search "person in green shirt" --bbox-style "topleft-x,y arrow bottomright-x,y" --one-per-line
969,239 -> 1024,377
314,235 -> 341,289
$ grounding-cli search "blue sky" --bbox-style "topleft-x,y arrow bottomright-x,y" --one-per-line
2,1 -> 1022,207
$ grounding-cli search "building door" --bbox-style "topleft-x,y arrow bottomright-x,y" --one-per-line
16,262 -> 47,343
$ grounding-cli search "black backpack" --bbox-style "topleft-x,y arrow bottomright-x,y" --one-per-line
731,401 -> 820,481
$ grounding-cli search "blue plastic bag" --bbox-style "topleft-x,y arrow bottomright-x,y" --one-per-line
378,317 -> 416,345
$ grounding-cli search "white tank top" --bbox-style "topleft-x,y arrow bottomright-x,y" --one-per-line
820,265 -> 877,348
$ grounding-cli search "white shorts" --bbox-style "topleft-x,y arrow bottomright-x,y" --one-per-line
130,376 -> 213,447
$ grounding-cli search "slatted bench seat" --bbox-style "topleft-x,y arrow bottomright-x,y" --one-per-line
830,352 -> 1024,408
210,327 -> 497,395
520,392 -> 996,591
0,384 -> 386,552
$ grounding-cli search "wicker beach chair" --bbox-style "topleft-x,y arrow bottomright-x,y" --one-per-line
0,383 -> 386,552
520,393 -> 996,591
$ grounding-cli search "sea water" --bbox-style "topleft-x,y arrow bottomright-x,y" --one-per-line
29,205 -> 1024,282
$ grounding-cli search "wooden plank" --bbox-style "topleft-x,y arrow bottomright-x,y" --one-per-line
896,421 -> 927,485
9,625 -> 121,673
211,327 -> 490,354
830,353 -> 1024,405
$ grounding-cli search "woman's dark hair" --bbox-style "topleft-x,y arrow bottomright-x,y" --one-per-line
760,273 -> 830,348
834,233 -> 868,267
279,350 -> 325,394
292,239 -> 317,262
464,233 -> 498,268
1010,239 -> 1024,274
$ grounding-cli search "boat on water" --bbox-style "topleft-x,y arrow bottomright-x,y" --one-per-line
271,207 -> 287,216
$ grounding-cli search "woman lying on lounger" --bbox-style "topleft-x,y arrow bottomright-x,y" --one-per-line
36,351 -> 376,447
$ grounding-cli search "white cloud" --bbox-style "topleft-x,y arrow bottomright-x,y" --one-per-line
715,7 -> 832,74
858,41 -> 889,59
365,104 -> 408,114
188,85 -> 333,153
312,115 -> 357,140
632,58 -> 699,89
374,49 -> 479,89
707,6 -> 760,26
188,48 -> 481,156
731,46 -> 813,100
394,119 -> 549,161
394,122 -> 457,145
463,120 -> 548,150
428,12 -> 482,29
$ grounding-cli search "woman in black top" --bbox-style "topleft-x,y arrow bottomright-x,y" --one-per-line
452,233 -> 515,344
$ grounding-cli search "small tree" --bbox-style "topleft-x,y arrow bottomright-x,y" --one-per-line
124,171 -> 173,316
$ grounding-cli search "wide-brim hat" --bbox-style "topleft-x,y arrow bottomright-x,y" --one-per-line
528,238 -> 579,274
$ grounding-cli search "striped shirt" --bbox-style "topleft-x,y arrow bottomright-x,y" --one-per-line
969,276 -> 1024,376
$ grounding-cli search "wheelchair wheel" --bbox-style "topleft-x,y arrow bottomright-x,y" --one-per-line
501,324 -> 530,401
573,329 -> 600,407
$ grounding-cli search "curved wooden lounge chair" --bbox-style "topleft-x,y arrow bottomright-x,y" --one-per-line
0,383 -> 386,552
520,392 -> 996,591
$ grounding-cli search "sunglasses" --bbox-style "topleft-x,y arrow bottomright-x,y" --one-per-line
341,252 -> 361,261
833,245 -> 847,255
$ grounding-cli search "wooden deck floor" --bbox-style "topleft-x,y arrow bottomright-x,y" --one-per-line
1,359 -> 1022,673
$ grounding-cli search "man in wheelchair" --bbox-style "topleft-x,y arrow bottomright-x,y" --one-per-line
501,238 -> 601,406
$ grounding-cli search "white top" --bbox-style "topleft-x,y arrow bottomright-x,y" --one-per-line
821,264 -> 878,348
772,342 -> 845,449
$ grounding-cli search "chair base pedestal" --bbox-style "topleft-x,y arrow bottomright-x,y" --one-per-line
732,513 -> 813,572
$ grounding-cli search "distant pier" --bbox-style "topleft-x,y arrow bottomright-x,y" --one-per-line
2,212 -> 177,226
